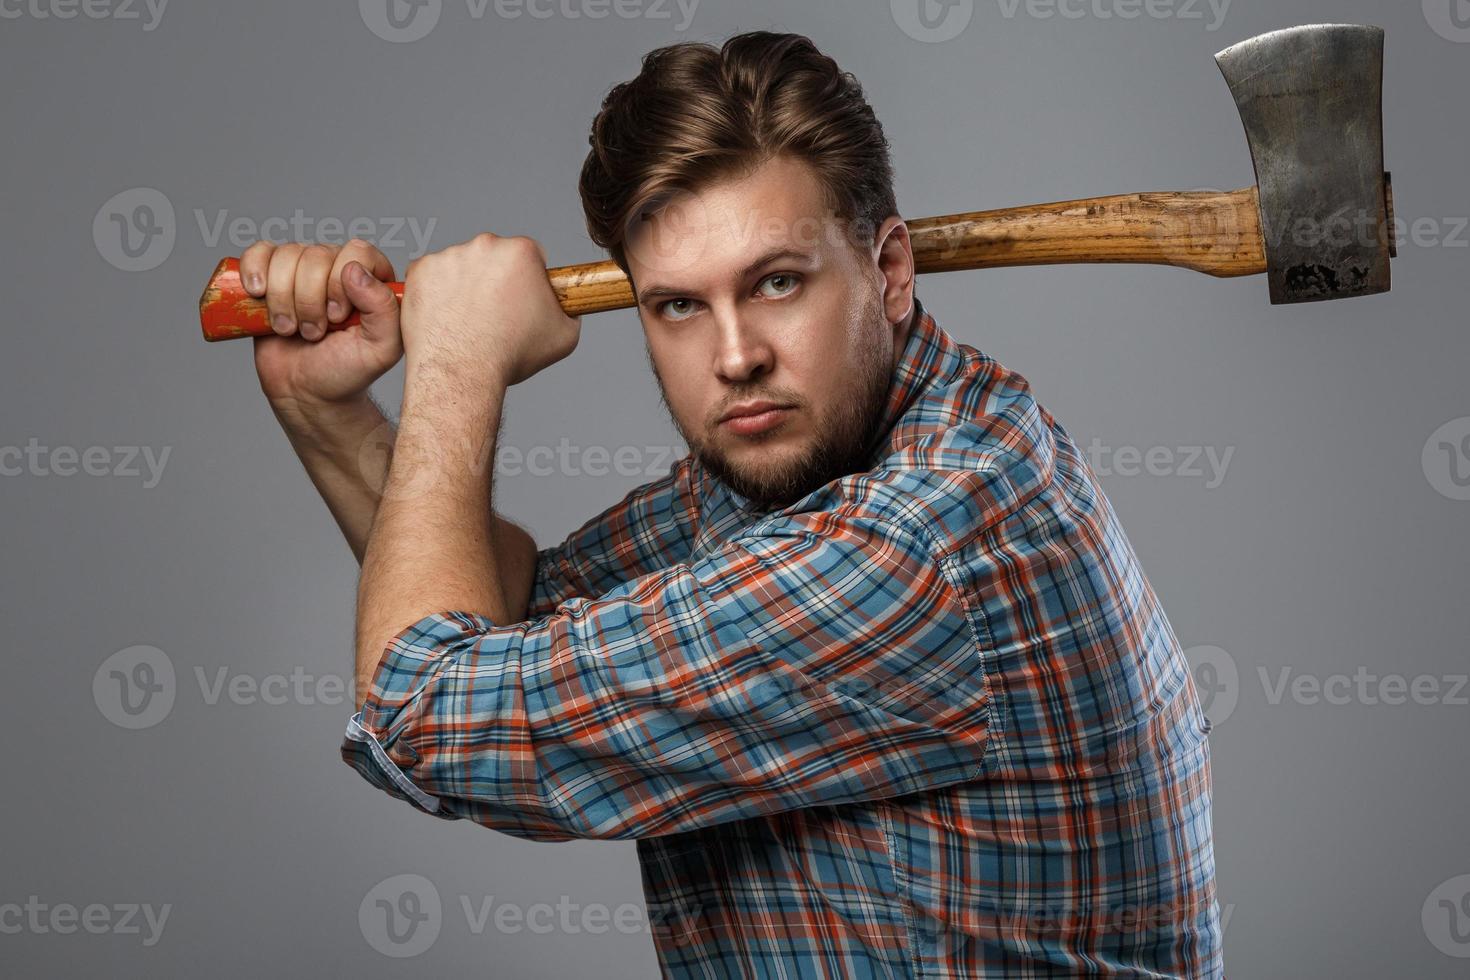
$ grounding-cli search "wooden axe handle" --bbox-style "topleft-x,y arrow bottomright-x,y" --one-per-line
199,187 -> 1265,342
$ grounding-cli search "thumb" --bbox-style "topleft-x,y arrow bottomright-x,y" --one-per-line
341,261 -> 400,346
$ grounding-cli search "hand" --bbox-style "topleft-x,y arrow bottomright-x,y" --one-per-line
399,233 -> 581,389
242,239 -> 403,413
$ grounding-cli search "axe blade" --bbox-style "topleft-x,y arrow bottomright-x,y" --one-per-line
1216,24 -> 1391,304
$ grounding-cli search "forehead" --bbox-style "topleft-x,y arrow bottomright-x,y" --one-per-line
625,155 -> 855,290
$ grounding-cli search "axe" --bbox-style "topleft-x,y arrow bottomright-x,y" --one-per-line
198,22 -> 1393,342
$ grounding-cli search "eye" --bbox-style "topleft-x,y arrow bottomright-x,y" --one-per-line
658,298 -> 700,322
758,273 -> 801,298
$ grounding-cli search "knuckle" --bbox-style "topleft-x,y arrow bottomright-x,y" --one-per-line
271,242 -> 303,267
520,237 -> 547,266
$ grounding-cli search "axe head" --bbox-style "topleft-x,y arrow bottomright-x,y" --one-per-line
1216,24 -> 1391,304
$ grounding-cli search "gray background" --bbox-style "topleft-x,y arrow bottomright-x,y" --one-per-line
2,0 -> 1466,976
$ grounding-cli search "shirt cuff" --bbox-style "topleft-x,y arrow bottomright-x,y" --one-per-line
342,710 -> 447,814
339,610 -> 498,817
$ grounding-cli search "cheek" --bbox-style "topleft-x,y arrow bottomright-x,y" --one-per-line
649,341 -> 707,412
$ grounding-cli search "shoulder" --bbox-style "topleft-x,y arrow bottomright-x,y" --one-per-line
758,346 -> 1064,556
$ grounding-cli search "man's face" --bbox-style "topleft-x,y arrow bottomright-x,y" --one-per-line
624,155 -> 914,512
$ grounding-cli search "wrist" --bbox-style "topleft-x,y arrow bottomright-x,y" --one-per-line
270,392 -> 387,458
404,346 -> 514,396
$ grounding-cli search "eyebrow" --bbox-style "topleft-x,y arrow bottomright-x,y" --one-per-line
635,247 -> 816,304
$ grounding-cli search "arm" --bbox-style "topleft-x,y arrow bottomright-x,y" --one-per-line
353,365 -> 512,702
274,393 -> 538,619
352,232 -> 584,707
342,234 -> 987,841
238,236 -> 538,618
341,497 -> 991,842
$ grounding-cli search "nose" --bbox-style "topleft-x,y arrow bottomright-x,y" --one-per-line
711,308 -> 774,384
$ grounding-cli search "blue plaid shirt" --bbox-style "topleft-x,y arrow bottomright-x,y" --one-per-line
342,296 -> 1224,977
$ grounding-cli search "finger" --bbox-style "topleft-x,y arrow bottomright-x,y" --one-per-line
239,240 -> 276,297
340,260 -> 401,347
327,239 -> 394,324
265,243 -> 306,336
293,244 -> 339,341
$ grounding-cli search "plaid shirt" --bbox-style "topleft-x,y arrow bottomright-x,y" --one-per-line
342,296 -> 1223,977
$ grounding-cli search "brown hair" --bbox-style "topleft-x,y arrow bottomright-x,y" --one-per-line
578,31 -> 898,278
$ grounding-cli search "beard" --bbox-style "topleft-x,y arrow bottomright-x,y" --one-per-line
649,297 -> 896,514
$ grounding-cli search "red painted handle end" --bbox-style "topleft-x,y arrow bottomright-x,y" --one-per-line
200,257 -> 398,342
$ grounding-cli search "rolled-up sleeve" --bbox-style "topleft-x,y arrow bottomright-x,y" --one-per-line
339,505 -> 990,842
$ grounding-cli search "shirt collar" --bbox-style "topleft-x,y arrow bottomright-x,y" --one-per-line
859,293 -> 964,470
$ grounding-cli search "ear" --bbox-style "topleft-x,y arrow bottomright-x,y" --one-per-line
871,215 -> 916,335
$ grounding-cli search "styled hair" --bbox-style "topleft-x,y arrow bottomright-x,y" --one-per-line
578,30 -> 898,278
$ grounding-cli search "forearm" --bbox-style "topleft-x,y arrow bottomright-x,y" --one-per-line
269,394 -> 390,563
491,511 -> 538,626
270,393 -> 538,615
353,370 -> 511,708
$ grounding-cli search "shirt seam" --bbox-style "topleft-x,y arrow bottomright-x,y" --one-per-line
936,549 -> 1005,781
875,801 -> 926,980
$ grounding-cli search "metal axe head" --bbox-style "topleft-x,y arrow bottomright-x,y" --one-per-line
1216,24 -> 1392,304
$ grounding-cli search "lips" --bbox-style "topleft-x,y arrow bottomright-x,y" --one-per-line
720,405 -> 793,436
719,400 -> 792,422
